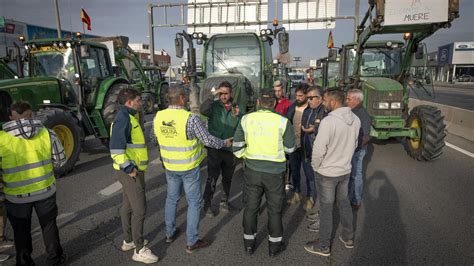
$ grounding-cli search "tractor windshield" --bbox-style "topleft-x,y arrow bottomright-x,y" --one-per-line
30,47 -> 76,84
346,47 -> 402,77
205,34 -> 261,88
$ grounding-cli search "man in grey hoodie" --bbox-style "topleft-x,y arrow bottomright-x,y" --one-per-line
304,90 -> 361,257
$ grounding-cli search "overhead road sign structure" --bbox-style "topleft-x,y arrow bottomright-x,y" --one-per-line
283,0 -> 336,30
187,0 -> 269,34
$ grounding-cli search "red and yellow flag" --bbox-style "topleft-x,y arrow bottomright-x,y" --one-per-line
81,8 -> 91,31
327,30 -> 334,49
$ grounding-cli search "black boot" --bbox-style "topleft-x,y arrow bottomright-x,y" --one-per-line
244,239 -> 256,255
268,241 -> 286,257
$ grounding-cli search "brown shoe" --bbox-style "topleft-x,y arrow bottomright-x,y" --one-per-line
287,192 -> 302,204
186,239 -> 209,254
303,198 -> 314,211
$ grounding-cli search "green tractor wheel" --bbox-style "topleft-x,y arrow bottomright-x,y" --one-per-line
158,84 -> 169,110
406,105 -> 446,161
142,92 -> 156,114
35,108 -> 84,176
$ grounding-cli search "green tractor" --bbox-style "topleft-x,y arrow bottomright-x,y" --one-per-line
316,54 -> 340,89
0,34 -> 132,175
130,65 -> 169,112
174,26 -> 290,112
337,0 -> 459,161
87,36 -> 169,114
0,57 -> 18,80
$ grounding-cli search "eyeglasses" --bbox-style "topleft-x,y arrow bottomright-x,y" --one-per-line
307,96 -> 320,100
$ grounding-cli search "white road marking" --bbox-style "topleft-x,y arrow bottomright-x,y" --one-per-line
445,141 -> 474,158
228,191 -> 242,203
98,181 -> 122,197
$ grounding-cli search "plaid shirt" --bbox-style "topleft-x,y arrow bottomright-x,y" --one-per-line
1,119 -> 66,169
150,105 -> 225,149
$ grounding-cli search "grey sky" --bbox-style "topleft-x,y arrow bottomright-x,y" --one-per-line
1,0 -> 473,66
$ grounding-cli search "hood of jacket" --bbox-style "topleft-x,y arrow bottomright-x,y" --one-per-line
2,119 -> 45,139
328,107 -> 355,126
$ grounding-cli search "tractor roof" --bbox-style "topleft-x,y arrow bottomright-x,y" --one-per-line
344,40 -> 404,48
26,38 -> 108,49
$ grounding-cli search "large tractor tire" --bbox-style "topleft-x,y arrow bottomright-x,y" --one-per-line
406,105 -> 446,161
142,92 -> 156,114
102,83 -> 129,132
35,108 -> 83,176
158,84 -> 169,110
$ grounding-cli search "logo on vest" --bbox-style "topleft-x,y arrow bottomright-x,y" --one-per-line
160,120 -> 177,136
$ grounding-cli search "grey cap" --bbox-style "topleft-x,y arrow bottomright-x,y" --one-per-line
260,88 -> 275,98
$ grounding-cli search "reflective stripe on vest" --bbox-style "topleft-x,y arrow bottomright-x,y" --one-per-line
110,114 -> 149,171
0,128 -> 55,202
240,110 -> 287,162
153,109 -> 205,171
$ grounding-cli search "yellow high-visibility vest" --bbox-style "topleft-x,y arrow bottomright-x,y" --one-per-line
153,109 -> 205,171
111,114 -> 148,171
238,110 -> 288,162
0,128 -> 55,203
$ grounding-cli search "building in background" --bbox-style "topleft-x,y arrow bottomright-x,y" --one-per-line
129,43 -> 171,72
437,41 -> 474,82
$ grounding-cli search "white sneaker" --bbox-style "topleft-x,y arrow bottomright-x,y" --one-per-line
121,239 -> 149,251
132,246 -> 159,264
0,254 -> 10,262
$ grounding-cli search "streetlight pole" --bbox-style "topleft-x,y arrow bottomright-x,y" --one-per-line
53,0 -> 62,38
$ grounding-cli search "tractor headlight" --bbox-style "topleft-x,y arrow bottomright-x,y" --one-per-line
260,29 -> 266,36
374,102 -> 389,109
266,29 -> 272,35
66,42 -> 72,48
261,35 -> 268,42
197,32 -> 203,38
192,32 -> 198,39
58,42 -> 64,47
390,102 -> 402,109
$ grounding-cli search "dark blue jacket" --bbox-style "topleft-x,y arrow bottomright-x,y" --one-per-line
109,105 -> 138,174
301,103 -> 327,160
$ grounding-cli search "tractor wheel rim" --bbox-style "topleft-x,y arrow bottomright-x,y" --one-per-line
409,117 -> 421,150
52,125 -> 74,159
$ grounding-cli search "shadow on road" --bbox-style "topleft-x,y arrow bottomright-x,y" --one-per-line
351,170 -> 407,264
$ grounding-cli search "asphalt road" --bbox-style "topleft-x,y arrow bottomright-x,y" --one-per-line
410,84 -> 474,110
2,120 -> 473,265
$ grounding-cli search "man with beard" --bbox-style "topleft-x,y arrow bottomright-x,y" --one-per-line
286,84 -> 314,211
304,89 -> 360,256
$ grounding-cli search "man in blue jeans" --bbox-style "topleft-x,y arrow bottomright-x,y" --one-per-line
151,85 -> 232,253
305,90 -> 360,256
346,89 -> 372,209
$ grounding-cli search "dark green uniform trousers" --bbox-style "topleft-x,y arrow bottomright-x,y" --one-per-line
243,167 -> 285,243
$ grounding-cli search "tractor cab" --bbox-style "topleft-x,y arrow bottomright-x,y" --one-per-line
26,38 -> 114,109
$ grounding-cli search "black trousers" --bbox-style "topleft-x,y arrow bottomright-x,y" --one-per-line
203,148 -> 237,203
6,194 -> 63,266
242,167 -> 285,242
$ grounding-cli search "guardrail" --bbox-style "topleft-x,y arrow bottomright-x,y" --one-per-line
409,99 -> 473,142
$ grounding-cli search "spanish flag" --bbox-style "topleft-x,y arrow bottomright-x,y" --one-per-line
327,30 -> 334,49
81,8 -> 91,31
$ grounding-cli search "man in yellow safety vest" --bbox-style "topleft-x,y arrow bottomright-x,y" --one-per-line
151,84 -> 232,254
0,101 -> 66,265
109,87 -> 158,264
232,89 -> 295,257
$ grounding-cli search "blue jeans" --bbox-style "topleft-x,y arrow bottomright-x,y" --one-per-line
349,148 -> 367,205
317,173 -> 353,247
165,166 -> 202,246
289,148 -> 316,199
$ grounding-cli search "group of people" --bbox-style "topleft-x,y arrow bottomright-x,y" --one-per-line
0,78 -> 371,265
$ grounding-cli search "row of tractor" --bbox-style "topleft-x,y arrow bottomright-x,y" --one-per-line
0,0 -> 460,177
0,33 -> 168,176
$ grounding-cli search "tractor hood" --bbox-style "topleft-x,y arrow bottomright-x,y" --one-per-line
362,77 -> 403,91
0,76 -> 64,111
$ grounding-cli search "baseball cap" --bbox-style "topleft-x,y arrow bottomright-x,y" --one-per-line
259,88 -> 275,98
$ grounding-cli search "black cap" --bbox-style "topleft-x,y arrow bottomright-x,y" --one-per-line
259,88 -> 275,99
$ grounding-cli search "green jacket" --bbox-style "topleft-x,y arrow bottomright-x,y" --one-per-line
200,98 -> 244,142
232,107 -> 295,174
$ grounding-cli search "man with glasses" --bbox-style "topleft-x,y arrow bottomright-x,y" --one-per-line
301,86 -> 327,230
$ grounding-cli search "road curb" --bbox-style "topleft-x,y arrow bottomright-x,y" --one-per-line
409,99 -> 474,142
